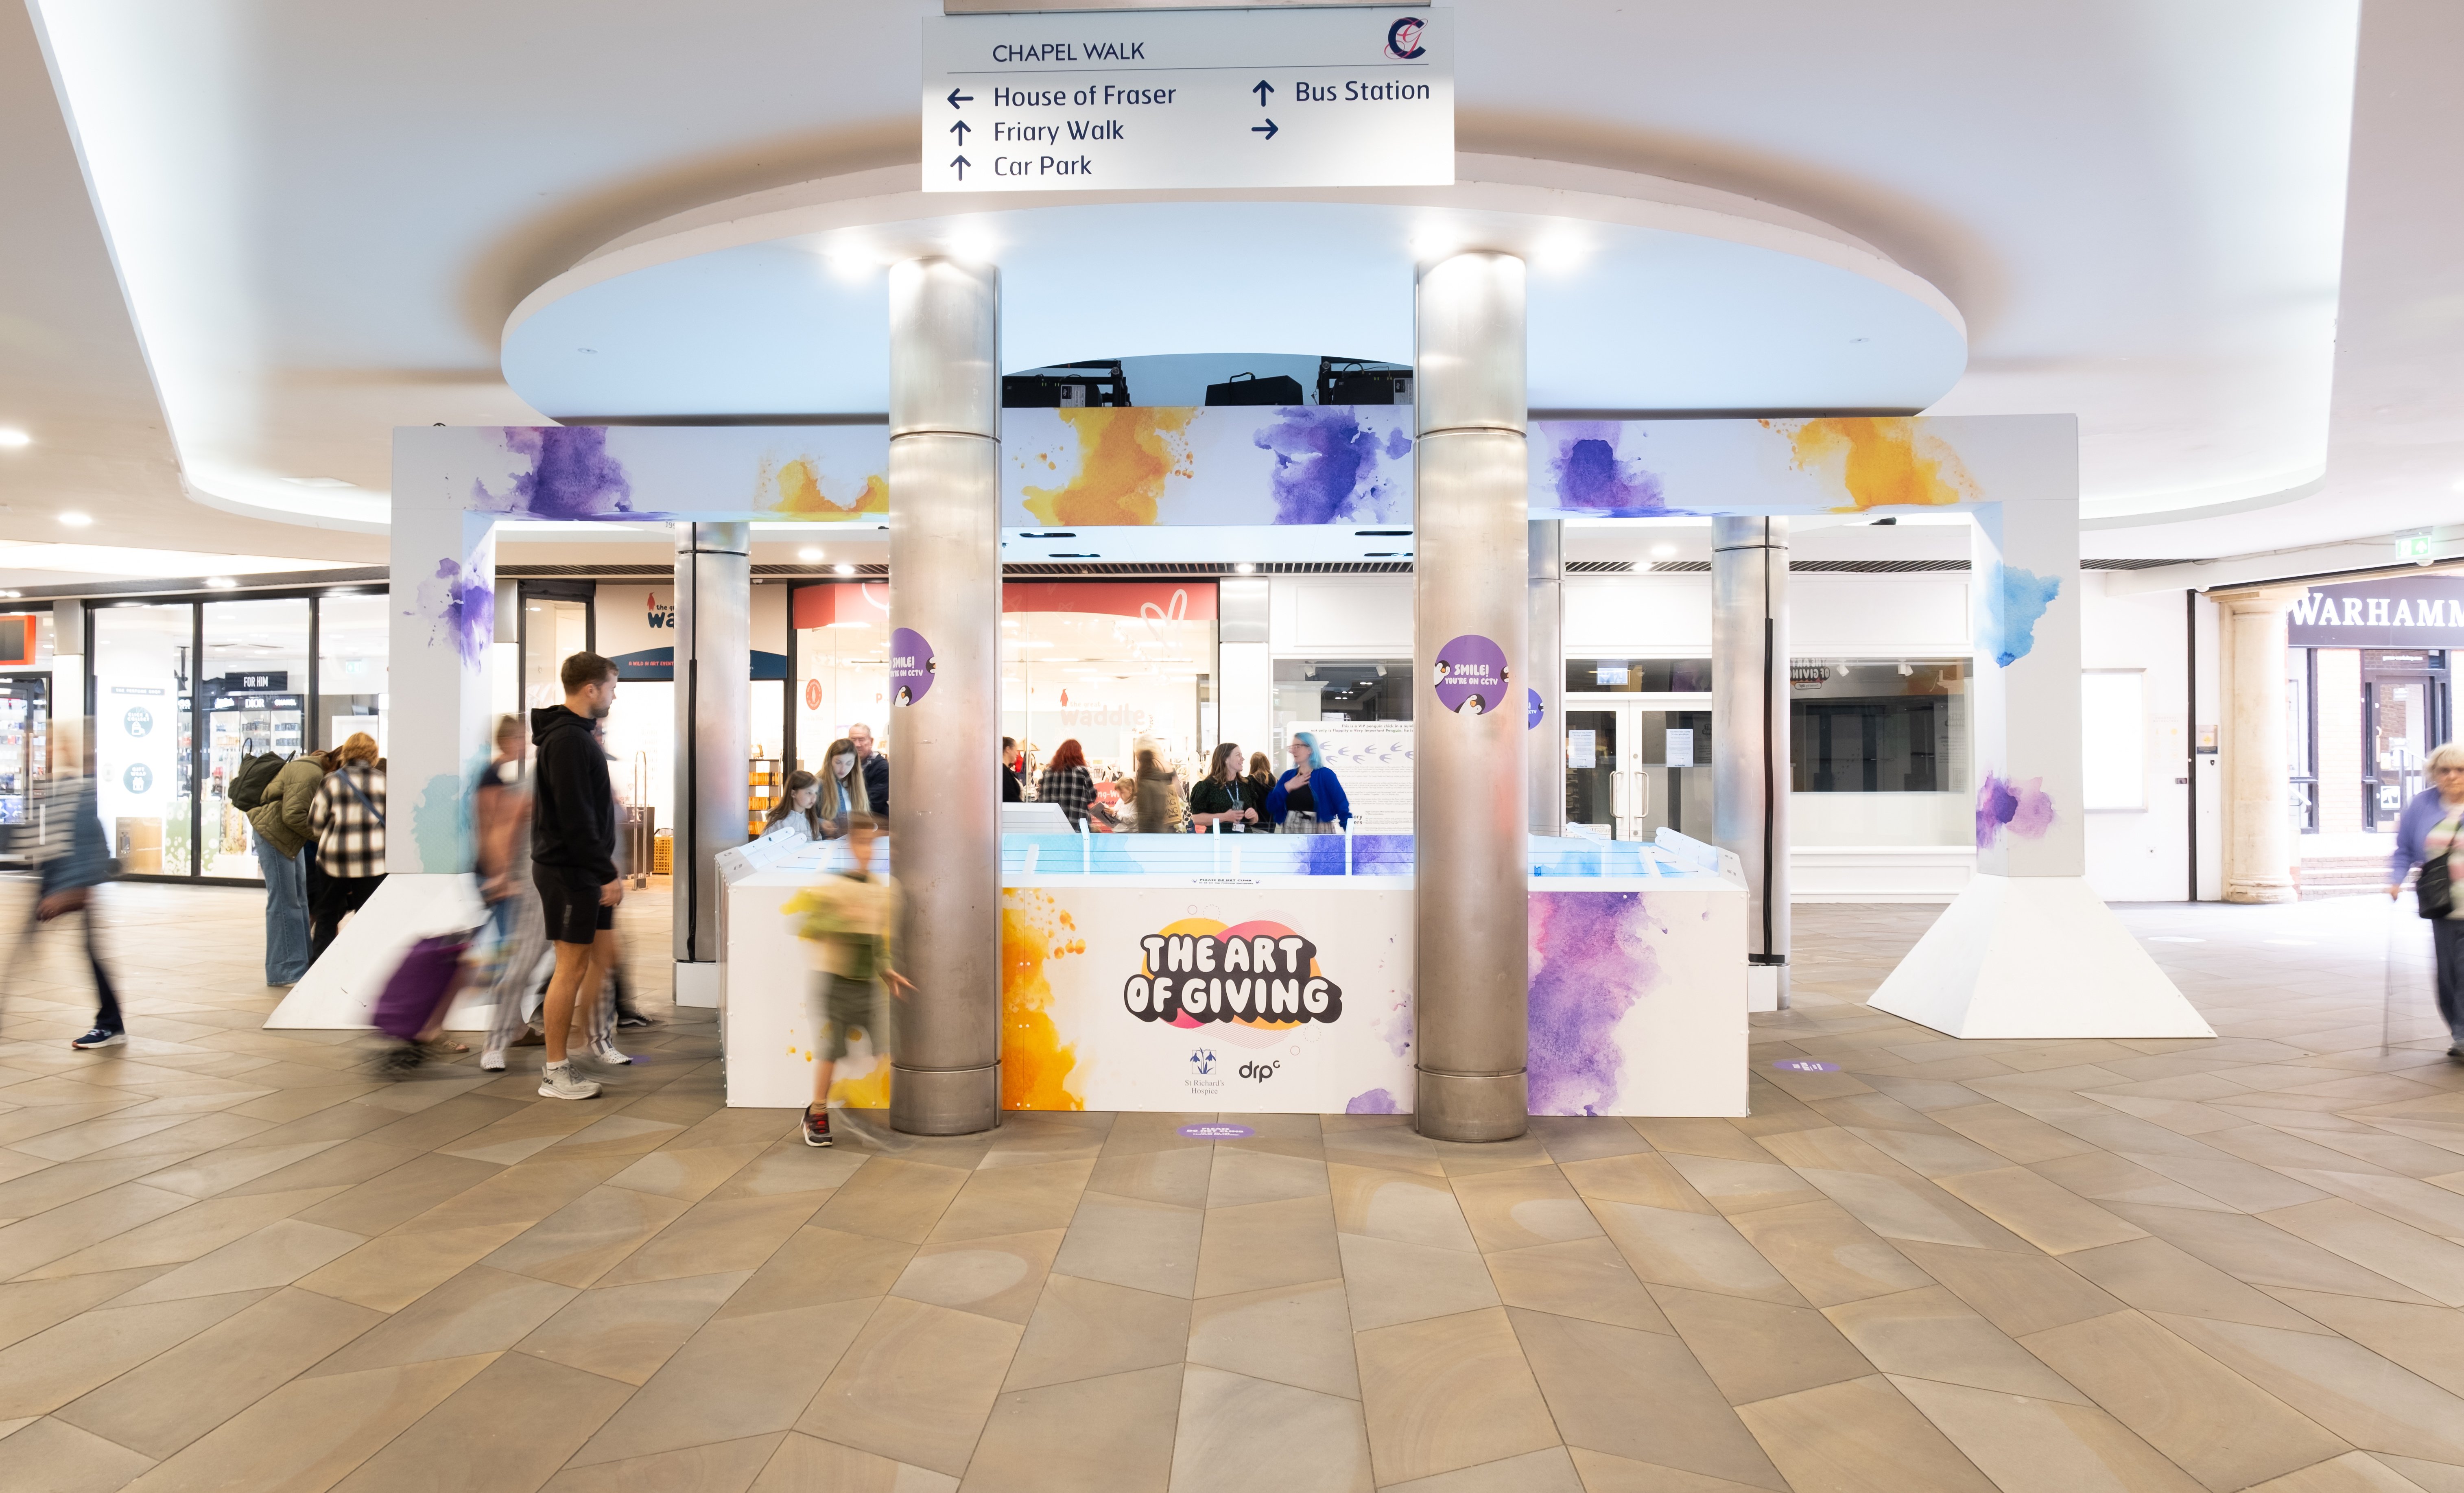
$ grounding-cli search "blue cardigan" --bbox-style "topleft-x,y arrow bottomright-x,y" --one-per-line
2392,787 -> 2461,885
1264,767 -> 1351,828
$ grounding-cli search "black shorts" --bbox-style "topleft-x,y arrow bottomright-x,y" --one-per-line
535,864 -> 614,946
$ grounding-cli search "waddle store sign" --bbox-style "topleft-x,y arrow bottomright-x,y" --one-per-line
921,7 -> 1451,192
2288,576 -> 2464,648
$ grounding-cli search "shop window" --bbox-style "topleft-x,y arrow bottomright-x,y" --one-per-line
1275,658 -> 1411,727
1567,658 -> 1711,693
202,599 -> 310,880
1789,658 -> 1966,794
318,593 -> 391,754
793,582 -> 892,773
94,603 -> 195,876
1009,608 -> 1214,779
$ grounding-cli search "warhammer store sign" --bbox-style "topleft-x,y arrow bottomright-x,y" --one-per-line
2287,576 -> 2464,649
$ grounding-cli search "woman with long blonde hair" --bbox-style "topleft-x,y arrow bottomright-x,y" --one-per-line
817,737 -> 870,834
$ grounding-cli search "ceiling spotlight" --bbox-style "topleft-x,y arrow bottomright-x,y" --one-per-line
0,590 -> 20,599
1234,562 -> 1256,574
57,512 -> 92,527
281,476 -> 353,488
833,563 -> 856,576
798,546 -> 823,562
1651,543 -> 1675,558
205,576 -> 238,589
0,428 -> 30,448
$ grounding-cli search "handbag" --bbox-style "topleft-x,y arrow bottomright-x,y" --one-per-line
2421,847 -> 2453,921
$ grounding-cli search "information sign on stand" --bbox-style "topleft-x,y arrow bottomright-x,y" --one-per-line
922,8 -> 1452,192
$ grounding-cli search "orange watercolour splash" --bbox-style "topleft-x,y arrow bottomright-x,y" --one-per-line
1000,896 -> 1084,1110
1783,418 -> 1976,510
829,1056 -> 892,1110
768,459 -> 889,519
1020,408 -> 1197,526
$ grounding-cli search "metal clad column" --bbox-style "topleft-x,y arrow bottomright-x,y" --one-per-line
1711,517 -> 1790,1007
1528,520 -> 1564,837
674,523 -> 750,991
1414,252 -> 1530,1143
887,258 -> 1002,1135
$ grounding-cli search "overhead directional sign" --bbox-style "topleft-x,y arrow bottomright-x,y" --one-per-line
922,8 -> 1451,193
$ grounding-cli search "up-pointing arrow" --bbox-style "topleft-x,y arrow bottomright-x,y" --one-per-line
950,119 -> 971,145
950,154 -> 972,179
1252,79 -> 1274,106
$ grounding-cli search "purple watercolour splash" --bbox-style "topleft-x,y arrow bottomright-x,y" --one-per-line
472,426 -> 637,520
411,558 -> 494,666
1252,408 -> 1407,525
1547,423 -> 1665,516
1975,773 -> 2056,848
1344,1088 -> 1401,1115
1527,891 -> 1658,1115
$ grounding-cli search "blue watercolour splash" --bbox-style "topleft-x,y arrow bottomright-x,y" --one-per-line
1253,408 -> 1407,524
1548,423 -> 1665,515
411,558 -> 494,666
473,426 -> 637,520
1344,1088 -> 1401,1115
1980,563 -> 2061,667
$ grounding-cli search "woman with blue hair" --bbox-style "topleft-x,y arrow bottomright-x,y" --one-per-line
1264,731 -> 1352,834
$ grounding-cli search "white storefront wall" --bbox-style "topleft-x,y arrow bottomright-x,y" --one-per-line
1237,570 -> 2199,902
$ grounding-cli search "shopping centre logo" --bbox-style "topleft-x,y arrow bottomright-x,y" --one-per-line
1124,918 -> 1343,1025
645,591 -> 674,630
1384,16 -> 1426,59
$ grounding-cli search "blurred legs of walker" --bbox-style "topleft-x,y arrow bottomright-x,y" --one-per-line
803,973 -> 884,1148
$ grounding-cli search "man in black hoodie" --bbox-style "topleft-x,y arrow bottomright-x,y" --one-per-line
531,651 -> 623,1100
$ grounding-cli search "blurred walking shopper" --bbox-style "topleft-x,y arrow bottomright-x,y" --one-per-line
1132,745 -> 1182,833
531,652 -> 625,1099
307,733 -> 386,962
28,728 -> 125,1050
783,813 -> 907,1146
1190,743 -> 1258,831
2390,741 -> 2464,1059
848,721 -> 890,814
1265,731 -> 1352,833
1038,738 -> 1112,830
246,748 -> 330,984
474,715 -> 547,1072
1002,737 -> 1024,803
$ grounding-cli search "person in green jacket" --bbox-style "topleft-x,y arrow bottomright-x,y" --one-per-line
246,750 -> 330,985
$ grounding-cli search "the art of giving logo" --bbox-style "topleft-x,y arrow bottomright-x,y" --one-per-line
1124,918 -> 1343,1026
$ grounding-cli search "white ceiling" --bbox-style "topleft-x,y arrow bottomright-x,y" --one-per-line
7,0 -> 2451,571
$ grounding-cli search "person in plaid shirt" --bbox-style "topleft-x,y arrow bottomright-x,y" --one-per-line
1035,738 -> 1114,830
306,732 -> 387,961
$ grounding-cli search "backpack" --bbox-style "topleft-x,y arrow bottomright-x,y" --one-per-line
229,752 -> 287,812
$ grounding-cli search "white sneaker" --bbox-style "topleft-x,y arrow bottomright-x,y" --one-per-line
586,1039 -> 631,1067
537,1060 -> 601,1100
479,1048 -> 506,1072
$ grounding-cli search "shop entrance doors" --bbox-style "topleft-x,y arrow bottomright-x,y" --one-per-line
1561,696 -> 1714,841
2364,649 -> 2451,828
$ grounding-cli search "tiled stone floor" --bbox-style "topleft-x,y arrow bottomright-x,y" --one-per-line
1,884 -> 2462,1492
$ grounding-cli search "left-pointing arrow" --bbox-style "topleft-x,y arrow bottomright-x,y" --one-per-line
951,154 -> 972,179
946,87 -> 973,109
950,120 -> 971,144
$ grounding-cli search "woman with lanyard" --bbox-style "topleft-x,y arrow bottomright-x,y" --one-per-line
1264,731 -> 1352,834
1189,743 -> 1260,831
2390,741 -> 2464,1060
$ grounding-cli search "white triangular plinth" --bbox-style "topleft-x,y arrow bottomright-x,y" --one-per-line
264,872 -> 488,1030
1868,873 -> 2213,1039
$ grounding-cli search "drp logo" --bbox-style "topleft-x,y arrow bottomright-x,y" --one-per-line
1237,1060 -> 1281,1083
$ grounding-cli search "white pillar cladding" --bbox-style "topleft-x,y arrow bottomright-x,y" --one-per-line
1413,251 -> 1531,1143
1872,485 -> 2211,1039
887,258 -> 1004,1135
1527,520 -> 1564,837
2222,590 -> 2301,903
673,522 -> 751,1003
1711,517 -> 1790,1009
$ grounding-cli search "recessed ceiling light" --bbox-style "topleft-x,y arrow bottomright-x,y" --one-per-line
1234,562 -> 1256,574
799,547 -> 823,562
281,476 -> 354,488
833,563 -> 856,575
1651,544 -> 1676,558
205,576 -> 238,588
0,428 -> 30,448
57,512 -> 92,527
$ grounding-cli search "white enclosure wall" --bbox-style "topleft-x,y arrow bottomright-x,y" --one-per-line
2077,573 -> 2193,902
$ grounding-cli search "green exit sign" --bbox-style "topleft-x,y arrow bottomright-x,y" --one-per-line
2396,533 -> 2434,562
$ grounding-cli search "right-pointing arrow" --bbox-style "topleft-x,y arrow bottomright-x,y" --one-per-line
1252,118 -> 1279,141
